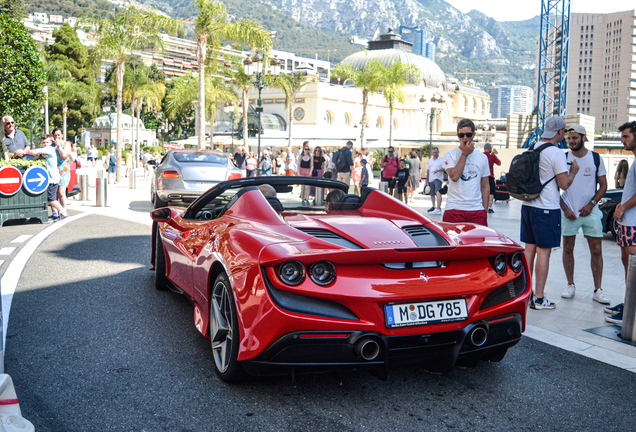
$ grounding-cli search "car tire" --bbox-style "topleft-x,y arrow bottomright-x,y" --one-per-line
610,213 -> 618,239
210,273 -> 247,382
154,193 -> 168,209
154,225 -> 168,291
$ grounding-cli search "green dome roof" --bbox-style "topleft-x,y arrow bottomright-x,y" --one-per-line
339,48 -> 446,88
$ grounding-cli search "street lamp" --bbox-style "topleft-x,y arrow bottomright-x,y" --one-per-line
223,102 -> 236,154
244,53 -> 281,174
419,95 -> 445,154
102,103 -> 114,148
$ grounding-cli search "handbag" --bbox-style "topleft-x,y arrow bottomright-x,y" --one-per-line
312,169 -> 318,177
103,160 -> 108,169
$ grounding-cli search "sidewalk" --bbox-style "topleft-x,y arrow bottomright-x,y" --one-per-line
66,169 -> 636,372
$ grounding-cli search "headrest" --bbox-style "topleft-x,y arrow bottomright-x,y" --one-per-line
333,194 -> 360,210
265,195 -> 284,212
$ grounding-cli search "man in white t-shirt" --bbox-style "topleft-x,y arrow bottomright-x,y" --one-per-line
426,147 -> 445,214
560,125 -> 611,305
521,116 -> 579,310
443,119 -> 490,226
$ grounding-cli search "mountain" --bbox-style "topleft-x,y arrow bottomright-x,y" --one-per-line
25,0 -> 541,89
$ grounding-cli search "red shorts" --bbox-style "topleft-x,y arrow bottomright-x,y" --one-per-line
442,209 -> 488,227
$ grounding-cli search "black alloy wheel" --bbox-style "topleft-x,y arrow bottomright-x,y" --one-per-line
209,273 -> 246,382
154,224 -> 168,290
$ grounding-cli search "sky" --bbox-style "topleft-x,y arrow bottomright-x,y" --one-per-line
444,0 -> 636,22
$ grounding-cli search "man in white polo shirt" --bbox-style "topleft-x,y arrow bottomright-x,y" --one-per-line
559,124 -> 610,305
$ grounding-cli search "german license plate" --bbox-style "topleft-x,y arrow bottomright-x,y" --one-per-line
384,299 -> 468,328
196,182 -> 213,187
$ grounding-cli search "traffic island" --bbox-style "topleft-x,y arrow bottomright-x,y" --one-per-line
0,162 -> 48,226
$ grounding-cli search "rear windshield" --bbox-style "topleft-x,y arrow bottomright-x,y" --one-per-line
173,151 -> 227,164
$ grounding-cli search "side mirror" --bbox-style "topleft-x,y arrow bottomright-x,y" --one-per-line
151,207 -> 172,222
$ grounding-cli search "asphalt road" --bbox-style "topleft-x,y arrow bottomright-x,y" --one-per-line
3,215 -> 636,432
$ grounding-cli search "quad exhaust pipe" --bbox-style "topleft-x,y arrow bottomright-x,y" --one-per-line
354,338 -> 380,361
469,325 -> 488,347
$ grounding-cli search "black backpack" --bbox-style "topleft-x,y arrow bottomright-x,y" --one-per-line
507,143 -> 556,201
335,148 -> 350,172
331,150 -> 341,171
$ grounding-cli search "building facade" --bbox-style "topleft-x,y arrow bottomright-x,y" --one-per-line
566,10 -> 636,131
399,26 -> 436,61
228,30 -> 490,152
84,113 -> 156,148
488,86 -> 534,118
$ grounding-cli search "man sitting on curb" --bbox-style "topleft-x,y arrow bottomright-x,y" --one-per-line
559,124 -> 610,305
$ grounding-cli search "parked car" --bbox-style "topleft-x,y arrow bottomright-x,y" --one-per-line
66,159 -> 80,198
150,176 -> 530,382
600,189 -> 623,238
150,150 -> 241,208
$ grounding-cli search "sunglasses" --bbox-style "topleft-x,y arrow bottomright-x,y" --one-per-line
5,121 -> 14,125
457,132 -> 474,138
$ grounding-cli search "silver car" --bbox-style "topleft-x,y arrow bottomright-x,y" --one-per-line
151,150 -> 242,208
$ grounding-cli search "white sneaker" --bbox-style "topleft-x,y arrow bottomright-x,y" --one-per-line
593,289 -> 611,305
430,208 -> 442,215
561,284 -> 575,299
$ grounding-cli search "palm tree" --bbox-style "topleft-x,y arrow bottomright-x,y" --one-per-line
191,0 -> 272,150
165,73 -> 236,148
122,64 -> 152,162
48,78 -> 87,140
275,72 -> 316,149
135,80 -> 165,165
331,60 -> 385,148
222,55 -> 252,149
379,62 -> 422,147
91,7 -> 180,182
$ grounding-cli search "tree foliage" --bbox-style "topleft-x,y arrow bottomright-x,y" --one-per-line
46,22 -> 99,140
0,14 -> 45,124
0,0 -> 26,20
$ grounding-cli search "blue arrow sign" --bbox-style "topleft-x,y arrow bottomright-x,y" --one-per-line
23,166 -> 49,195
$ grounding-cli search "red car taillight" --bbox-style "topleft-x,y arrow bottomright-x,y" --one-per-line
227,172 -> 241,180
163,170 -> 180,179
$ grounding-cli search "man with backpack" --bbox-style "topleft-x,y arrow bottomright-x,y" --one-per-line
381,146 -> 400,196
560,125 -> 611,305
519,116 -> 579,310
333,140 -> 354,185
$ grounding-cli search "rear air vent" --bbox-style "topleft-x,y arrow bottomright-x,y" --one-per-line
297,228 -> 363,249
403,226 -> 449,247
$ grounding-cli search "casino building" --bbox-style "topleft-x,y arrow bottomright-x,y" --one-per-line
229,29 -> 492,152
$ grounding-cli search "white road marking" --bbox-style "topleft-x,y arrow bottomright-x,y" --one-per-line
1,213 -> 88,350
0,261 -> 3,268
10,235 -> 32,244
0,248 -> 16,256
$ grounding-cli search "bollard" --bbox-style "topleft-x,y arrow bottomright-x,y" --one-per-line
97,170 -> 104,179
96,178 -> 107,207
315,187 -> 325,206
79,175 -> 89,202
621,254 -> 636,341
129,173 -> 136,190
379,181 -> 389,194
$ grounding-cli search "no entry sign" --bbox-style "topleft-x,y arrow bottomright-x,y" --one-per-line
0,166 -> 23,197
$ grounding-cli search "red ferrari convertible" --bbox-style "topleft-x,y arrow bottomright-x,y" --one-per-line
151,177 -> 531,382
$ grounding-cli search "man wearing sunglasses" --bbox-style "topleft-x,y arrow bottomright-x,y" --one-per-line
443,119 -> 490,226
2,115 -> 30,158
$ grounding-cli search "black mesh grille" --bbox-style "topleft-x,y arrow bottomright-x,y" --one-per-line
403,226 -> 449,247
297,228 -> 363,249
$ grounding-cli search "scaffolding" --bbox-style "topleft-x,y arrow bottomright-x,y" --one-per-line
525,0 -> 571,148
